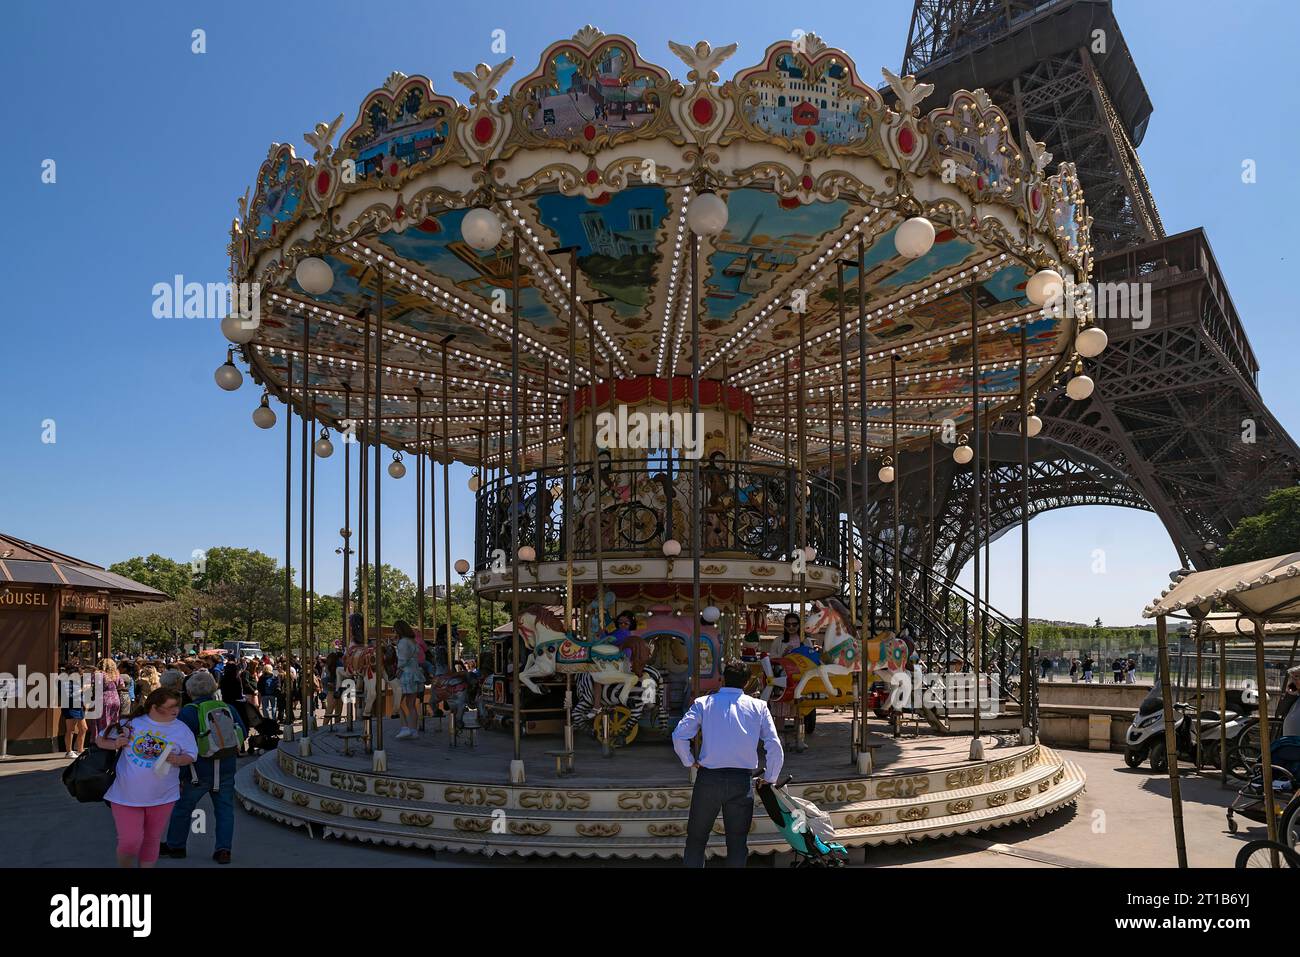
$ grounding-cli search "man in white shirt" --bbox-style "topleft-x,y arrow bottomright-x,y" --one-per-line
671,659 -> 784,867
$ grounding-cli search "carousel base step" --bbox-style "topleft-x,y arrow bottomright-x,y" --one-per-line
236,740 -> 1085,861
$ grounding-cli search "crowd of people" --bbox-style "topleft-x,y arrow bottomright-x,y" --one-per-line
1039,655 -> 1140,683
60,620 -> 472,868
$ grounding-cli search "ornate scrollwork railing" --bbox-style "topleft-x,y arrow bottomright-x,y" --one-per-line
473,459 -> 840,570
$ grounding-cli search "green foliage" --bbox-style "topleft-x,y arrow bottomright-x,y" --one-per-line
1218,487 -> 1300,566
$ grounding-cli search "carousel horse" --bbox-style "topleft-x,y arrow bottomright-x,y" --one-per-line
790,598 -> 861,696
515,605 -> 639,704
426,642 -> 479,724
756,599 -> 861,706
342,613 -> 379,716
572,637 -> 665,741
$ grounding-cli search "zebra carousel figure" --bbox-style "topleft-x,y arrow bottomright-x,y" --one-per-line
516,599 -> 666,748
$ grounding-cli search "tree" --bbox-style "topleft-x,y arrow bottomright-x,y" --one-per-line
351,563 -> 418,628
108,554 -> 193,598
199,546 -> 290,642
1218,487 -> 1300,566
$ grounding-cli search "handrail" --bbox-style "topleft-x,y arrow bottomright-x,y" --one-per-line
840,519 -> 1025,713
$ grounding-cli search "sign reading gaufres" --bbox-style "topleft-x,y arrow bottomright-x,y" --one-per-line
0,589 -> 50,608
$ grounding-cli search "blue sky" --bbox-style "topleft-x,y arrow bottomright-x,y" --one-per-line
2,1 -> 1296,626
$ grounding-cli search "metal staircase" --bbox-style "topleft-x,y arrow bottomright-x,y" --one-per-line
840,521 -> 1035,732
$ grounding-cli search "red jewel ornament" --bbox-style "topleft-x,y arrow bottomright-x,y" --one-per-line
585,169 -> 599,184
804,130 -> 816,146
315,170 -> 331,196
691,96 -> 714,126
387,162 -> 399,177
583,124 -> 596,141
1031,188 -> 1042,212
393,203 -> 405,220
473,116 -> 494,145
898,126 -> 916,155
801,174 -> 814,191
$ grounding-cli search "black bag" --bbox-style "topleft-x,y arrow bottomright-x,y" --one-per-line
61,724 -> 125,803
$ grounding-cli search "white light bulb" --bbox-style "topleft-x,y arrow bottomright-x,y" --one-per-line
461,207 -> 503,251
1066,374 -> 1095,401
295,257 -> 334,296
1076,326 -> 1108,358
221,312 -> 258,344
215,357 -> 243,392
1026,269 -> 1063,307
894,217 -> 936,258
686,191 -> 728,237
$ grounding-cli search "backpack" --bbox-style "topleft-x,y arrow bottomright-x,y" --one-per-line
194,700 -> 244,759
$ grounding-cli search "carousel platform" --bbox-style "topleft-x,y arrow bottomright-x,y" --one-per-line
236,712 -> 1085,860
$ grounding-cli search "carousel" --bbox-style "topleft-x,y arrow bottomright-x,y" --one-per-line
223,27 -> 1095,859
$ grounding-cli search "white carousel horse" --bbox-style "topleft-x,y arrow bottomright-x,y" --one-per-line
515,605 -> 639,704
793,598 -> 862,697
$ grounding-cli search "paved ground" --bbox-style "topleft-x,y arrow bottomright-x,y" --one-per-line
0,745 -> 1261,868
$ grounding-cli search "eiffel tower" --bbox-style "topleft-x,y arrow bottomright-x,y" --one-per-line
871,0 -> 1300,575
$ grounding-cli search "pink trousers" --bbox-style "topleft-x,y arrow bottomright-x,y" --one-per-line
109,801 -> 175,864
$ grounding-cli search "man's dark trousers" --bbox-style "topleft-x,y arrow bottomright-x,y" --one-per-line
683,767 -> 754,867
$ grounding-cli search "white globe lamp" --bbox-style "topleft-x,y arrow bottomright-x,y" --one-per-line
894,216 -> 936,259
295,257 -> 334,296
221,312 -> 258,344
252,395 -> 277,429
388,454 -> 406,479
1025,268 -> 1063,307
461,207 -> 503,251
314,430 -> 334,458
1076,326 -> 1108,358
686,191 -> 728,237
214,350 -> 243,391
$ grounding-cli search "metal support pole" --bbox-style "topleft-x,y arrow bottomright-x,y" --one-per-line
1253,619 -> 1278,844
856,237 -> 870,768
442,342 -> 455,743
690,234 -> 702,703
509,230 -> 524,783
371,268 -> 386,770
890,354 -> 900,631
283,355 -> 293,742
1157,614 -> 1188,866
970,283 -> 982,755
1020,324 -> 1031,738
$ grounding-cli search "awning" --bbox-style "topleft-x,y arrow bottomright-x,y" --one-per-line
1195,614 -> 1300,639
0,533 -> 169,603
1143,551 -> 1300,621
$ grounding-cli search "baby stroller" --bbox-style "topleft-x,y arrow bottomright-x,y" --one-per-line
246,714 -> 283,754
1226,735 -> 1300,836
757,774 -> 850,867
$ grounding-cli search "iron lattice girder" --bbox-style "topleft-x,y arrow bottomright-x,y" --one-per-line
879,2 -> 1299,586
901,0 -> 1163,254
848,227 -> 1300,576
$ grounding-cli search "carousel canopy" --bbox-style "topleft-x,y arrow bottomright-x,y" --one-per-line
226,27 -> 1092,469
1143,552 -> 1300,622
